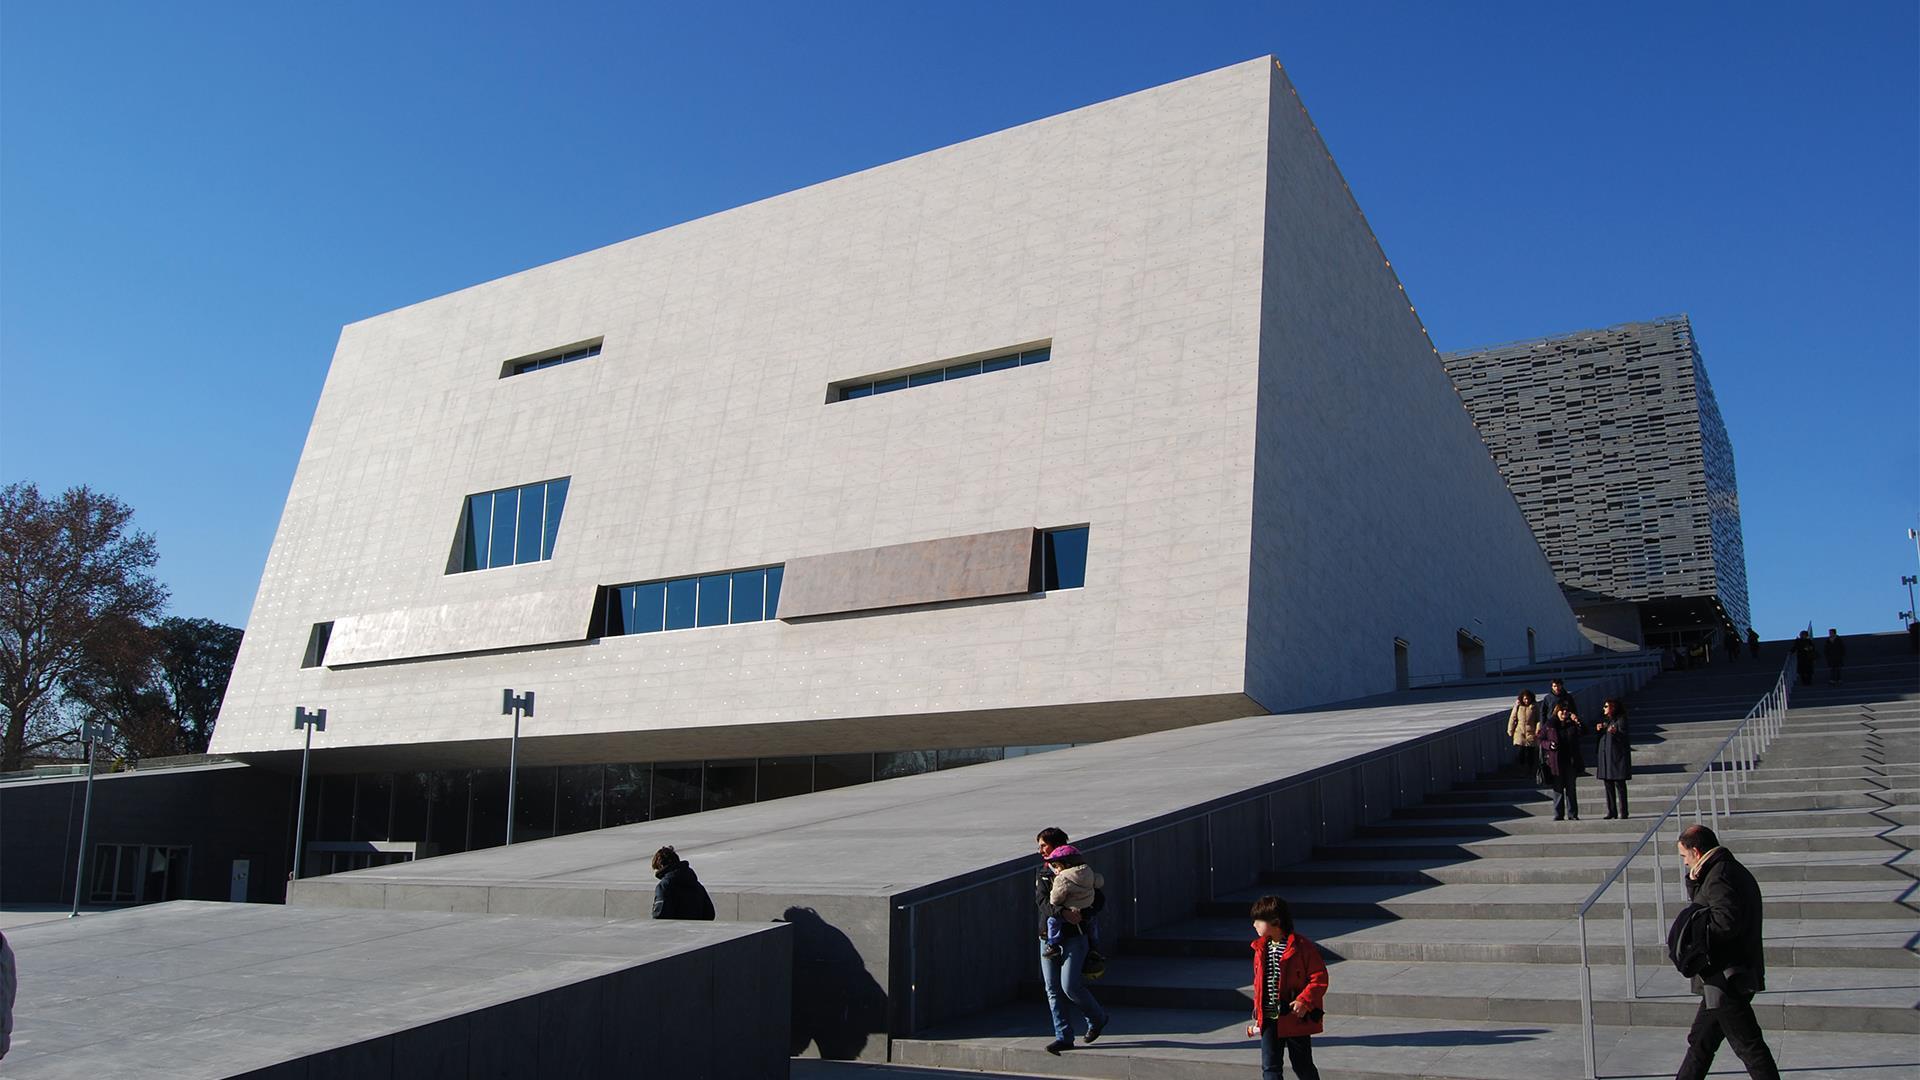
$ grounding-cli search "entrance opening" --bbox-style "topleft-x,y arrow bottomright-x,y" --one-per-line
1393,638 -> 1410,691
1457,630 -> 1486,680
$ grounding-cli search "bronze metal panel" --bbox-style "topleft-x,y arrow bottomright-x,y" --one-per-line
777,528 -> 1039,620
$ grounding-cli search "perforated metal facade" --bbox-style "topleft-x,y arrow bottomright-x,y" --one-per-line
1442,315 -> 1752,641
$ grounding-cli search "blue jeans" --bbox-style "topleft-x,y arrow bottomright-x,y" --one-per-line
1261,1027 -> 1320,1080
1039,934 -> 1108,1042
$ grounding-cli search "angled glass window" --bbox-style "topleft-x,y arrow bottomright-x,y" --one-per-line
730,569 -> 766,623
603,565 -> 784,637
696,574 -> 732,627
665,578 -> 698,631
943,360 -> 982,380
514,485 -> 545,566
489,488 -> 519,567
464,497 -> 492,571
540,478 -> 569,559
615,581 -> 666,635
1042,526 -> 1089,591
453,478 -> 570,573
909,370 -> 943,387
981,355 -> 1019,374
764,565 -> 784,618
873,376 -> 909,395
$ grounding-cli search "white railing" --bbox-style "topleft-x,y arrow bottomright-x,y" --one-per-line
1572,655 -> 1792,1079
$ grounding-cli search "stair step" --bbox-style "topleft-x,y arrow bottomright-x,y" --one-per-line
1356,805 -> 1920,838
1195,879 -> 1912,921
1125,915 -> 1920,969
1021,957 -> 1919,1034
1261,849 -> 1915,886
1314,823 -> 1920,861
892,1005 -> 1920,1080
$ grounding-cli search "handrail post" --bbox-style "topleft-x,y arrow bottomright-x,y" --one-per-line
1579,911 -> 1598,1080
1652,830 -> 1666,931
1622,860 -> 1638,998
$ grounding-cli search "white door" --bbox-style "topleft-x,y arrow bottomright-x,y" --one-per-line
229,859 -> 250,903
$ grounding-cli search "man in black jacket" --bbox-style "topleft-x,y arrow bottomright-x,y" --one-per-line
650,845 -> 715,920
1675,825 -> 1779,1080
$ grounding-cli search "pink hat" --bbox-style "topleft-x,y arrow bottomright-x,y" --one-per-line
1044,844 -> 1080,860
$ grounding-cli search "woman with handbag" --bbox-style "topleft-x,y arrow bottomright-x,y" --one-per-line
1538,702 -> 1581,821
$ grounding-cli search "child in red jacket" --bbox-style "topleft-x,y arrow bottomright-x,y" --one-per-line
1244,894 -> 1327,1080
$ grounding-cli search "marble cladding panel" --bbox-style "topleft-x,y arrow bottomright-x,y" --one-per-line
777,527 -> 1038,619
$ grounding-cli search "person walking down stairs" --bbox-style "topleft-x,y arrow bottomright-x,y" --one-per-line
1674,825 -> 1781,1080
1244,895 -> 1327,1080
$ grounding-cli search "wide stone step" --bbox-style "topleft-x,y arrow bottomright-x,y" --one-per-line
1315,823 -> 1920,861
1126,914 -> 1920,970
1261,848 -> 1915,886
1357,805 -> 1920,838
1025,956 -> 1919,1034
1196,879 -> 1913,921
1435,775 -> 1917,802
1391,788 -> 1917,820
891,1006 -> 1920,1080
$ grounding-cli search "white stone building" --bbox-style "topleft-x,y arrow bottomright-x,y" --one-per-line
210,57 -> 1582,844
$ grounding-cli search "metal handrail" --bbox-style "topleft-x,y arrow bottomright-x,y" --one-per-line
1572,654 -> 1792,1079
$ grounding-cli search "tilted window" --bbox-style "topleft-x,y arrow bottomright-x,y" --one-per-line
453,478 -> 570,572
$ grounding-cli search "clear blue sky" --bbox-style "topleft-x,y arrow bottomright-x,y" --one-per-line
2,2 -> 1915,640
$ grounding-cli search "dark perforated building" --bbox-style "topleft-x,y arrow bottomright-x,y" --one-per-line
1443,315 -> 1752,647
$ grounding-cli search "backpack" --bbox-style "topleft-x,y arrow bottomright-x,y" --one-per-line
1667,903 -> 1712,977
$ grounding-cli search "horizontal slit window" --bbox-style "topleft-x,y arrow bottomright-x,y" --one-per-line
829,343 -> 1050,403
502,339 -> 603,378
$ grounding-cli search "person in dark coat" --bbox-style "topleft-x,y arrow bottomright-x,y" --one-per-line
1746,628 -> 1761,660
1593,698 -> 1632,819
1722,630 -> 1739,664
1538,702 -> 1580,821
650,845 -> 715,920
1791,631 -> 1817,689
1544,678 -> 1584,775
1675,825 -> 1779,1080
1824,629 -> 1846,684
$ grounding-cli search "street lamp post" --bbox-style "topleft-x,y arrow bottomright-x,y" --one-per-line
292,707 -> 327,881
1902,575 -> 1917,627
502,689 -> 534,845
68,721 -> 103,918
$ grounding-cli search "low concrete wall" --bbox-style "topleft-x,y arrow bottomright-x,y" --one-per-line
4,901 -> 792,1080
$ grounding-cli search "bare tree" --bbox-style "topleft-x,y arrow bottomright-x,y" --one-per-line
0,482 -> 168,771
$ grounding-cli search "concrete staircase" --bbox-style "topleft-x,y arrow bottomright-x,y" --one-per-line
890,635 -> 1920,1079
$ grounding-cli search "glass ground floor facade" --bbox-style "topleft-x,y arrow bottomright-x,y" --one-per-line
297,742 -> 1072,874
